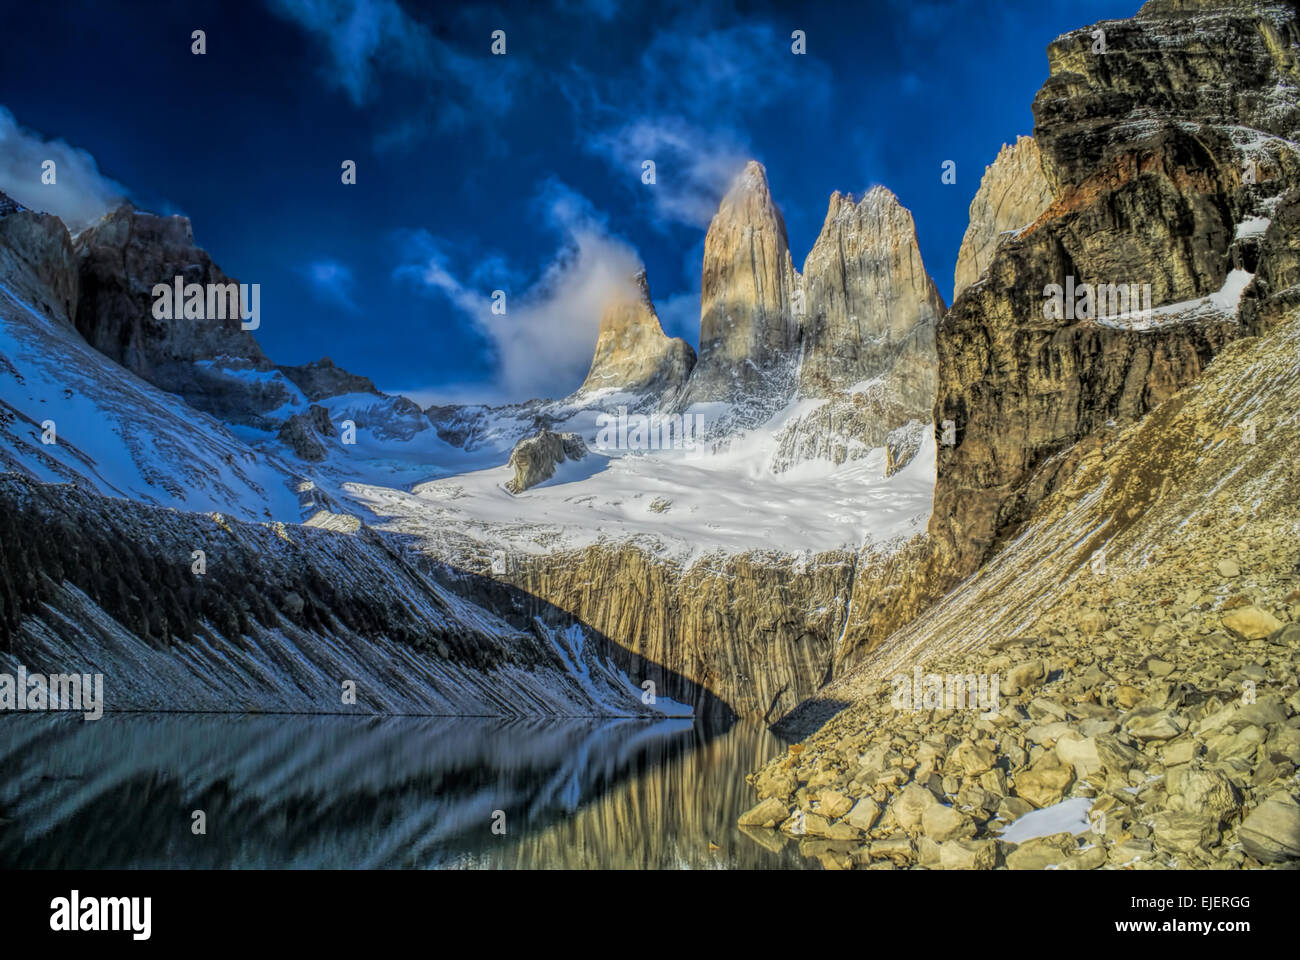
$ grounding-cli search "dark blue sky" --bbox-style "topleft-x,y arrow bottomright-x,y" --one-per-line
0,0 -> 1132,403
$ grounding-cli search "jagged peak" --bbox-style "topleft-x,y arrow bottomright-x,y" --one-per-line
596,269 -> 673,338
614,267 -> 654,309
984,135 -> 1041,174
814,184 -> 917,246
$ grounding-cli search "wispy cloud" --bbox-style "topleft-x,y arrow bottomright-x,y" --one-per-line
567,14 -> 832,229
589,118 -> 750,229
266,0 -> 521,142
302,258 -> 359,312
397,181 -> 644,403
0,106 -> 128,231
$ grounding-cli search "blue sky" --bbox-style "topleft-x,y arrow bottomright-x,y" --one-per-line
0,0 -> 1132,404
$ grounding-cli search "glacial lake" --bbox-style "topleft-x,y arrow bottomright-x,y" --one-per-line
0,713 -> 818,869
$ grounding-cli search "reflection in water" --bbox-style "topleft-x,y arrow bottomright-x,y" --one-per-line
0,713 -> 816,869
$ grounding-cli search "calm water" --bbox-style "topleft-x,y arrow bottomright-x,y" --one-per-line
0,713 -> 818,869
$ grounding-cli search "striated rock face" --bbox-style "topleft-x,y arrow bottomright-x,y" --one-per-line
504,429 -> 587,494
953,136 -> 1055,299
278,357 -> 382,402
503,547 -> 859,722
0,474 -> 662,717
579,270 -> 695,398
73,204 -> 293,426
678,161 -> 799,411
0,192 -> 78,326
928,0 -> 1300,590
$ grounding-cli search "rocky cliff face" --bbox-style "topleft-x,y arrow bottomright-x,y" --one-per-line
74,204 -> 295,426
928,0 -> 1300,592
0,192 -> 78,326
677,161 -> 799,415
953,136 -> 1055,299
579,270 -> 695,398
501,547 -> 859,722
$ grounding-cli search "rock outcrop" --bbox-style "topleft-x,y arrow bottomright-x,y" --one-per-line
884,420 -> 927,478
73,204 -> 295,426
953,136 -> 1055,299
579,270 -> 695,398
677,161 -> 799,414
504,429 -> 587,494
278,356 -> 382,401
277,404 -> 336,462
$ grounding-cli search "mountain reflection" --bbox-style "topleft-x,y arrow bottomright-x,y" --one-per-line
0,713 -> 816,869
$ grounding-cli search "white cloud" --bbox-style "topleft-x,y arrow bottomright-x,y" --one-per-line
0,106 -> 128,231
397,182 -> 644,403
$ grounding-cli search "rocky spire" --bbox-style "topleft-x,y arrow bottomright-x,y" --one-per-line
579,269 -> 695,397
679,160 -> 798,407
799,186 -> 944,405
765,187 -> 944,472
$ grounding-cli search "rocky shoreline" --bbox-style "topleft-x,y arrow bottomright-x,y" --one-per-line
741,594 -> 1300,869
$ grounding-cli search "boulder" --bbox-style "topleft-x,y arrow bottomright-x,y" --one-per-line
1221,605 -> 1284,640
504,429 -> 587,494
1239,794 -> 1300,862
1013,751 -> 1074,808
939,838 -> 998,870
738,797 -> 789,828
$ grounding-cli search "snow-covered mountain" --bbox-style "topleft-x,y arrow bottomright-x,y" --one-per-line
0,144 -> 953,723
0,190 -> 692,718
